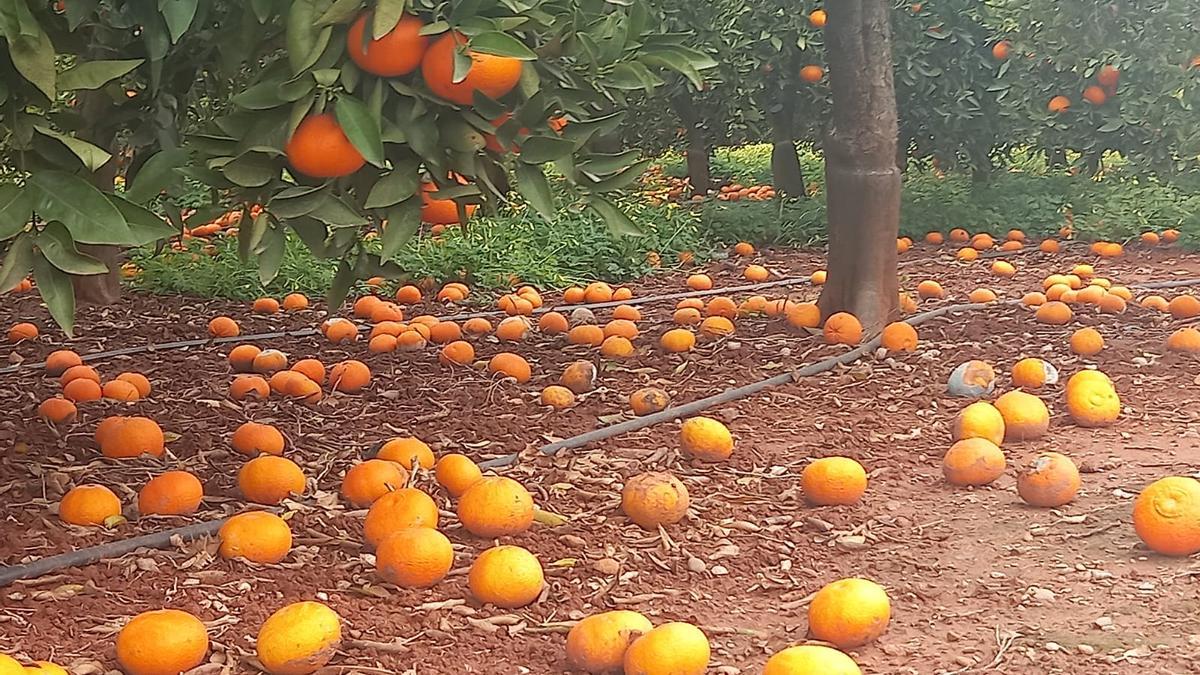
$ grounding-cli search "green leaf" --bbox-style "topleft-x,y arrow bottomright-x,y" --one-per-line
327,259 -> 355,309
33,126 -> 112,172
239,210 -> 264,262
29,172 -> 131,245
315,0 -> 363,26
270,184 -> 330,218
587,196 -> 642,237
233,80 -> 289,110
57,59 -> 144,91
380,198 -> 420,260
334,95 -> 385,167
365,170 -> 419,209
309,193 -> 367,227
286,0 -> 320,73
576,150 -> 642,175
124,148 -> 189,204
0,234 -> 34,293
159,0 -> 199,42
515,163 -> 555,221
0,184 -> 34,241
222,151 -> 277,187
110,197 -> 177,245
373,0 -> 406,39
251,0 -> 274,22
32,251 -> 75,337
290,217 -> 330,255
35,222 -> 108,275
470,31 -> 537,60
1098,120 -> 1125,133
65,0 -> 100,29
518,136 -> 576,164
8,27 -> 56,100
256,223 -> 287,284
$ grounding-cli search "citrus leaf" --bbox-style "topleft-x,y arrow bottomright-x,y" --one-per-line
373,0 -> 406,39
159,0 -> 199,42
380,198 -> 420,260
518,136 -> 576,164
514,163 -> 555,221
0,184 -> 34,241
232,80 -> 289,110
587,196 -> 642,237
327,258 -> 355,309
270,184 -> 329,218
8,28 -> 56,100
315,0 -> 363,26
0,234 -> 34,293
35,222 -> 108,275
222,151 -> 277,187
65,0 -> 100,29
32,251 -> 75,337
257,224 -> 287,285
335,95 -> 385,167
57,59 -> 144,91
123,148 -> 189,204
110,197 -> 177,245
29,172 -> 131,245
309,193 -> 367,227
365,170 -> 419,209
469,31 -> 537,60
32,125 -> 112,172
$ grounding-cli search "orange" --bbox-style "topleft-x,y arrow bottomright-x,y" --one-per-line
256,601 -> 341,675
916,280 -> 944,299
469,545 -> 544,608
677,298 -> 704,311
808,8 -> 827,27
1075,285 -> 1105,305
97,416 -> 165,459
1169,295 -> 1200,319
1082,85 -> 1107,105
438,340 -> 475,366
1045,284 -> 1070,301
63,379 -> 103,402
1016,452 -> 1080,507
377,437 -> 435,470
823,312 -> 862,345
488,352 -> 533,382
956,247 -> 978,261
763,645 -> 861,675
1065,374 -> 1119,427
705,296 -> 737,319
228,345 -> 261,372
991,40 -> 1010,59
138,471 -> 203,516
970,233 -> 994,250
623,622 -> 710,675
376,527 -> 454,588
808,578 -> 891,649
600,336 -> 635,358
252,349 -> 288,375
422,32 -> 522,105
285,113 -> 365,178
673,308 -> 702,326
968,288 -> 997,304
541,384 -> 577,409
341,459 -> 408,508
1140,295 -> 1169,311
1039,238 -> 1060,253
325,318 -> 359,343
660,328 -> 696,353
59,484 -> 121,526
583,282 -> 614,303
458,476 -> 534,537
394,285 -> 422,304
208,316 -> 240,338
567,325 -> 605,347
733,241 -> 755,256
282,293 -> 309,310
942,438 -> 1006,486
37,397 -> 77,425
951,401 -> 1005,446
1035,301 -> 1072,325
994,390 -> 1049,441
217,510 -> 292,563
363,488 -> 439,548
786,303 -> 821,330
744,264 -> 769,282
699,315 -> 735,338
7,321 -> 38,342
1166,327 -> 1200,353
100,379 -> 140,402
463,317 -> 492,335
559,361 -> 597,394
1011,357 -> 1057,389
115,372 -> 152,398
230,375 -> 270,401
629,387 -> 670,416
532,312 -> 564,336
419,180 -> 477,224
1021,292 -> 1046,307
563,286 -> 586,304
685,274 -> 712,291
329,359 -> 371,393
896,237 -> 912,253
1163,228 -> 1180,243
368,334 -> 398,353
1097,241 -> 1123,258
1047,95 -> 1071,113
603,319 -> 639,340
239,455 -> 305,505
1108,285 -> 1132,300
566,610 -> 654,673
611,304 -> 641,322
346,12 -> 427,76
810,270 -> 827,285
898,292 -> 918,313
45,349 -> 82,376
253,297 -> 280,314
116,609 -> 209,675
679,416 -> 733,461
879,322 -> 917,352
948,227 -> 969,242
1069,327 -> 1104,356
1133,476 -> 1200,556
799,64 -> 824,83
991,260 -> 1016,277
801,457 -> 867,506
925,231 -> 944,245
999,240 -> 1023,252
427,321 -> 462,344
434,453 -> 483,497
621,471 -> 690,529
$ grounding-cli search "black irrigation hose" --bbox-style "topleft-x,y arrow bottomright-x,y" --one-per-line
0,273 -> 1194,587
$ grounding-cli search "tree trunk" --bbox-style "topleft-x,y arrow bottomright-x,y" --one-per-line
769,108 -> 806,197
672,95 -> 711,195
72,89 -> 123,306
817,0 -> 901,334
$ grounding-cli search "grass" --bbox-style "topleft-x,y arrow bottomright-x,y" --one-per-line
130,145 -> 1200,301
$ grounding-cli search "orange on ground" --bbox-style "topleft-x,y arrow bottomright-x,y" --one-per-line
239,455 -> 305,505
603,319 -> 639,340
968,288 -> 997,304
489,352 -> 533,382
116,609 -> 209,675
1035,301 -> 1072,325
660,328 -> 696,353
956,247 -> 979,261
942,438 -> 1006,486
541,384 -> 577,409
533,312 -> 565,336
438,340 -> 475,366
630,387 -> 670,416
324,318 -> 359,343
948,228 -> 969,242
1011,357 -> 1056,388
1017,452 -> 1080,507
991,260 -> 1016,277
252,297 -> 280,314
952,401 -> 1005,446
811,270 -> 827,285
679,416 -> 733,461
7,322 -> 38,342
970,233 -> 994,250
228,344 -> 261,372
428,321 -> 462,344
368,334 -> 398,353
138,471 -> 203,516
363,488 -> 438,548
994,390 -> 1050,441
252,349 -> 288,375
329,359 -> 371,393
879,322 -> 918,352
563,286 -> 586,304
376,527 -> 454,588
897,237 -> 912,253
421,32 -> 523,105
584,282 -> 614,303
567,324 -> 605,347
63,378 -> 102,402
115,372 -> 152,398
282,293 -> 309,311
1039,238 -> 1060,253
801,457 -> 868,506
1065,374 -> 1119,427
230,375 -> 270,401
566,610 -> 653,673
1048,95 -> 1071,113
1021,292 -> 1046,306
686,274 -> 712,291
60,364 -> 100,387
621,471 -> 690,530
38,397 -> 77,425
733,241 -> 755,256
1133,476 -> 1200,556
346,12 -> 427,76
207,316 -> 240,338
463,317 -> 492,335
1163,229 -> 1180,243
744,264 -> 769,282
434,453 -> 483,497
622,622 -> 709,674
1168,295 -> 1200,319
1141,295 -> 1169,311
97,416 -> 165,459
101,379 -> 140,402
218,511 -> 292,563
1070,327 -> 1104,356
786,303 -> 821,330
916,280 -> 944,299
925,231 -> 944,245
341,459 -> 408,508
1166,328 -> 1200,353
808,578 -> 891,649
560,361 -> 597,394
823,312 -> 862,346
59,484 -> 121,526
673,308 -> 702,326
377,436 -> 435,470
256,601 -> 341,675
458,476 -> 534,537
764,645 -> 861,675
700,316 -> 735,338
45,349 -> 82,376
705,296 -> 737,319
469,545 -> 544,609
600,336 -> 635,358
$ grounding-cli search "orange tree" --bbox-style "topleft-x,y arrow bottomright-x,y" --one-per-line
0,0 -> 271,333
182,0 -> 715,308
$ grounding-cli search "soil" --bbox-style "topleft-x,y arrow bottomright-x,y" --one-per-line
2,241 -> 1200,674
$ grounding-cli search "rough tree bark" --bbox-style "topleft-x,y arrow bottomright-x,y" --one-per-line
671,95 -> 711,196
817,0 -> 901,333
73,89 -> 123,306
768,93 -> 806,197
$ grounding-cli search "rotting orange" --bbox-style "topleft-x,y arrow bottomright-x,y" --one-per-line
630,387 -> 670,416
994,390 -> 1050,441
1011,357 -> 1058,389
763,645 -> 862,675
1065,373 -> 1120,427
621,471 -> 690,530
679,416 -> 734,461
942,438 -> 1006,486
252,349 -> 288,375
138,471 -> 204,516
217,510 -> 292,564
115,609 -> 209,675
1016,452 -> 1080,508
623,622 -> 710,675
377,436 -> 436,470
458,476 -> 535,537
879,322 -> 918,352
231,421 -> 286,457
560,361 -> 597,394
469,545 -> 544,609
256,601 -> 341,675
376,527 -> 454,588
1133,476 -> 1200,556
329,359 -> 371,393
801,457 -> 868,506
808,578 -> 891,649
541,385 -> 577,409
898,292 -> 918,314
230,375 -> 270,401
324,318 -> 360,344
363,488 -> 439,548
435,453 -> 483,497
421,32 -> 523,105
59,484 -> 121,526
823,312 -> 863,346
238,455 -> 306,505
566,610 -> 654,674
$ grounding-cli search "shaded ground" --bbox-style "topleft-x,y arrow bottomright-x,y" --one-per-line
2,241 -> 1200,674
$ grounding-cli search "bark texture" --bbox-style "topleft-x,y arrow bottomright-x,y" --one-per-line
672,95 -> 711,195
73,89 -> 123,305
817,0 -> 902,333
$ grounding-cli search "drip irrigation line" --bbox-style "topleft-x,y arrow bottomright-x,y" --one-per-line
1,273 -> 1195,587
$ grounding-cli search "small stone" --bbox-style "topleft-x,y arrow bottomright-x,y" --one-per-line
560,534 -> 587,548
1045,642 -> 1062,652
593,558 -> 621,576
726,341 -> 741,351
1078,644 -> 1095,655
1094,616 -> 1113,628
1030,587 -> 1056,603
687,557 -> 707,573
711,565 -> 729,576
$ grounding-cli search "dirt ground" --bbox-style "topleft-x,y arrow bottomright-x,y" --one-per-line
2,241 -> 1200,674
